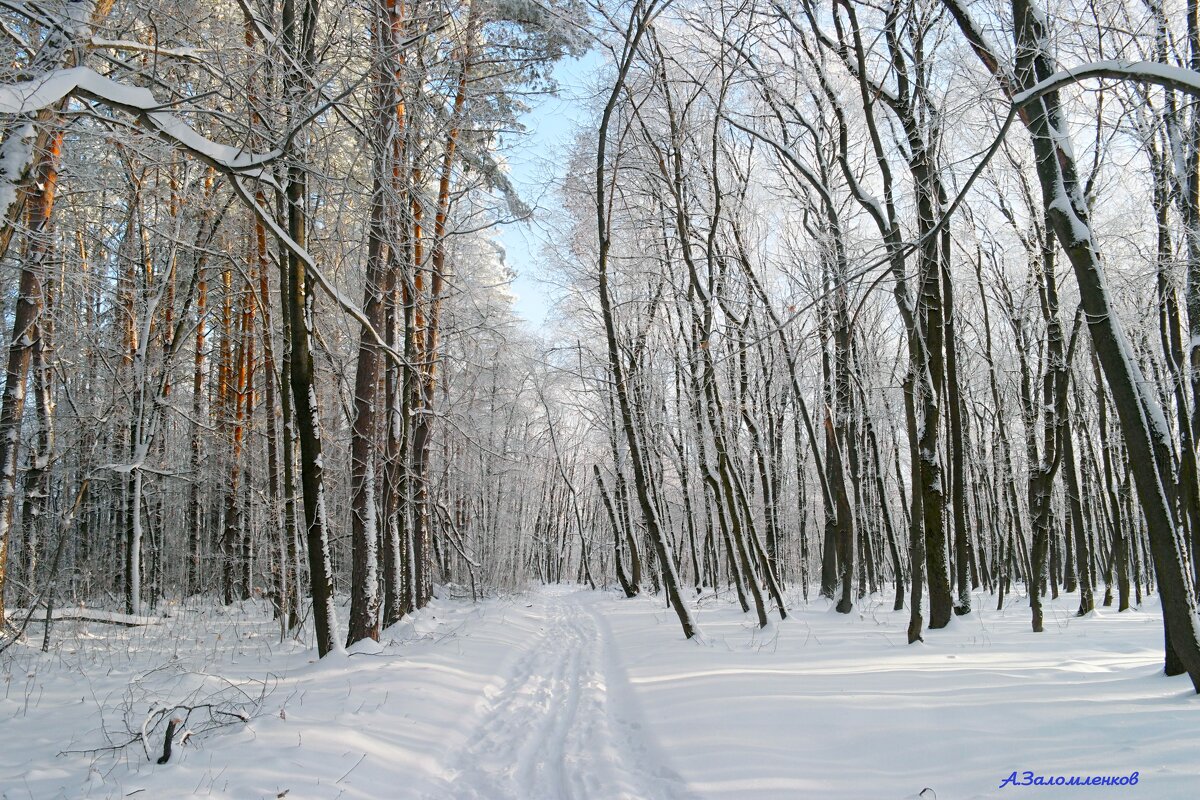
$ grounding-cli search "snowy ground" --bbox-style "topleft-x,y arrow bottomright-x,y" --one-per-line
2,585 -> 1196,799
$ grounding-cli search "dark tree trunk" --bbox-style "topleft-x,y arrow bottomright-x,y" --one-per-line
282,0 -> 338,658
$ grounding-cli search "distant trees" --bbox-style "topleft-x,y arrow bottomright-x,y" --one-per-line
344,0 -> 586,647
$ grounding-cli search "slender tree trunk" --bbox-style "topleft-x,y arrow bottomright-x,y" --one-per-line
347,158 -> 389,645
282,0 -> 339,658
904,371 -> 926,643
595,0 -> 696,638
942,225 -> 972,614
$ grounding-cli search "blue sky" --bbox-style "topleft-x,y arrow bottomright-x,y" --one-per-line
496,52 -> 601,329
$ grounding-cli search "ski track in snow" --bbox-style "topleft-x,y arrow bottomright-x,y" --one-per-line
8,586 -> 1198,799
440,590 -> 696,800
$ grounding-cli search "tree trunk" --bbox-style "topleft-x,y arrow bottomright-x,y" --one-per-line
595,0 -> 697,638
0,125 -> 62,627
282,0 -> 339,658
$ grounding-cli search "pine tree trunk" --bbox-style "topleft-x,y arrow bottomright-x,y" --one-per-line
0,128 -> 60,627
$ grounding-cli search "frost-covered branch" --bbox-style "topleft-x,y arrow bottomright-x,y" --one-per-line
0,120 -> 34,220
89,37 -> 202,60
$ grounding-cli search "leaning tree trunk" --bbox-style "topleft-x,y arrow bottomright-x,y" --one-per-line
595,0 -> 696,639
945,0 -> 1200,690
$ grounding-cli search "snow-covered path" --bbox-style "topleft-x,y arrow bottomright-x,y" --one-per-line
4,585 -> 1199,799
444,590 -> 693,800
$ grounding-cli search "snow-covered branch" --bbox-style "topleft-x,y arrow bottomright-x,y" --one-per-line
0,120 -> 34,221
1014,60 -> 1200,105
224,175 -> 416,371
0,67 -> 279,180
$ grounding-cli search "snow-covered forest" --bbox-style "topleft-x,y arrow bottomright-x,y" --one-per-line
2,0 -> 1200,797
